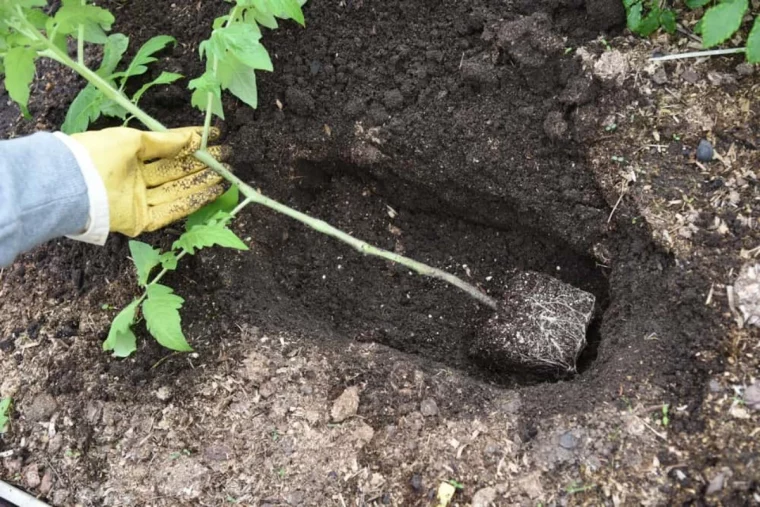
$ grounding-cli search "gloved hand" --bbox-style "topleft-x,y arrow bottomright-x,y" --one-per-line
70,126 -> 230,237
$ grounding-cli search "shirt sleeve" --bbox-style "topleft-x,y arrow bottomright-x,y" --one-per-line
0,132 -> 99,267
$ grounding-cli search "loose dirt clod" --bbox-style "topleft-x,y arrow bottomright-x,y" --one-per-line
471,272 -> 595,374
330,386 -> 359,422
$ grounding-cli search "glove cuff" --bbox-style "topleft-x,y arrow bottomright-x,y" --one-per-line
54,132 -> 110,246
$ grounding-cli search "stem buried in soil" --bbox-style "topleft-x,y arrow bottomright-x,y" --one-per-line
24,15 -> 499,311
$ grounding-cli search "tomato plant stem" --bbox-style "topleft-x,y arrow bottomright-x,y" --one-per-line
25,17 -> 498,310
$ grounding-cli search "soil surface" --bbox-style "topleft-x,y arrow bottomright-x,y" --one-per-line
1,0 -> 758,505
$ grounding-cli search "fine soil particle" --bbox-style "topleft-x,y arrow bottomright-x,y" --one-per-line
2,0 -> 752,505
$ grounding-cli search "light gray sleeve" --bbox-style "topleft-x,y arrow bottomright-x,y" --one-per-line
0,132 -> 90,267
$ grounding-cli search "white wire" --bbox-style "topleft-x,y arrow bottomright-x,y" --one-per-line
0,480 -> 51,507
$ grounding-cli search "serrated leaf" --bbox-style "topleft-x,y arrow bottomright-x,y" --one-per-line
218,56 -> 259,108
251,7 -> 279,29
132,71 -> 183,104
61,84 -> 104,134
143,284 -> 192,352
685,0 -> 711,8
660,9 -> 677,34
52,0 -> 114,43
701,0 -> 748,48
173,223 -> 249,254
98,33 -> 129,76
100,98 -> 128,119
189,71 -> 225,118
112,35 -> 176,80
129,240 -> 161,286
747,16 -> 760,62
4,47 -> 36,117
159,251 -> 178,270
103,300 -> 139,357
186,185 -> 240,230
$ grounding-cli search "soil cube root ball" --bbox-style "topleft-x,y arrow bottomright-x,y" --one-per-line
471,271 -> 595,375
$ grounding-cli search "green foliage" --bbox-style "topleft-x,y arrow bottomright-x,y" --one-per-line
103,300 -> 140,357
623,0 -> 677,37
104,187 -> 243,356
0,397 -> 11,434
0,2 -> 178,129
624,0 -> 760,61
143,284 -> 191,352
62,34 -> 181,133
191,0 -> 305,118
701,0 -> 748,47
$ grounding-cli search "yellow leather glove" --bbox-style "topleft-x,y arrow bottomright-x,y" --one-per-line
71,126 -> 230,237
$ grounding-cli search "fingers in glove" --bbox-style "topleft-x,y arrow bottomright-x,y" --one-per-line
142,145 -> 232,187
145,185 -> 225,232
138,126 -> 222,161
146,167 -> 226,206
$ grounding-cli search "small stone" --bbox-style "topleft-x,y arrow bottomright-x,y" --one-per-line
155,386 -> 172,402
559,431 -> 579,449
420,398 -> 439,417
729,404 -> 750,419
48,434 -> 64,454
745,381 -> 760,410
652,67 -> 668,85
706,472 -> 726,495
696,140 -> 714,162
330,386 -> 360,423
410,474 -> 423,492
736,63 -> 754,77
23,464 -> 41,489
681,68 -> 700,84
40,469 -> 54,495
471,486 -> 497,507
353,422 -> 375,447
708,379 -> 722,393
25,394 -> 58,422
383,89 -> 404,111
52,489 -> 70,507
299,384 -> 313,395
286,490 -> 304,505
259,381 -> 276,399
309,60 -> 322,75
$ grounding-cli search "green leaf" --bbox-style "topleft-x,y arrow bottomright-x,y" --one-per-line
61,84 -> 104,134
746,16 -> 760,62
52,0 -> 115,43
635,8 -> 662,36
142,284 -> 192,352
129,240 -> 161,286
250,7 -> 279,29
275,0 -> 305,26
701,0 -> 748,48
660,9 -> 677,34
685,0 -> 712,8
132,71 -> 183,104
186,185 -> 240,230
218,56 -> 259,108
626,2 -> 643,31
0,397 -> 11,434
103,300 -> 139,358
189,71 -> 225,119
100,98 -> 128,119
98,33 -> 129,77
4,47 -> 36,118
173,223 -> 249,254
112,35 -> 176,80
159,251 -> 178,270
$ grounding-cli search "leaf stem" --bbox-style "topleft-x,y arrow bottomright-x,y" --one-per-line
22,15 -> 498,310
650,47 -> 746,61
201,5 -> 239,150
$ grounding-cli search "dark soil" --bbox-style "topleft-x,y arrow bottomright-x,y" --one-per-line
1,0 -> 744,504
